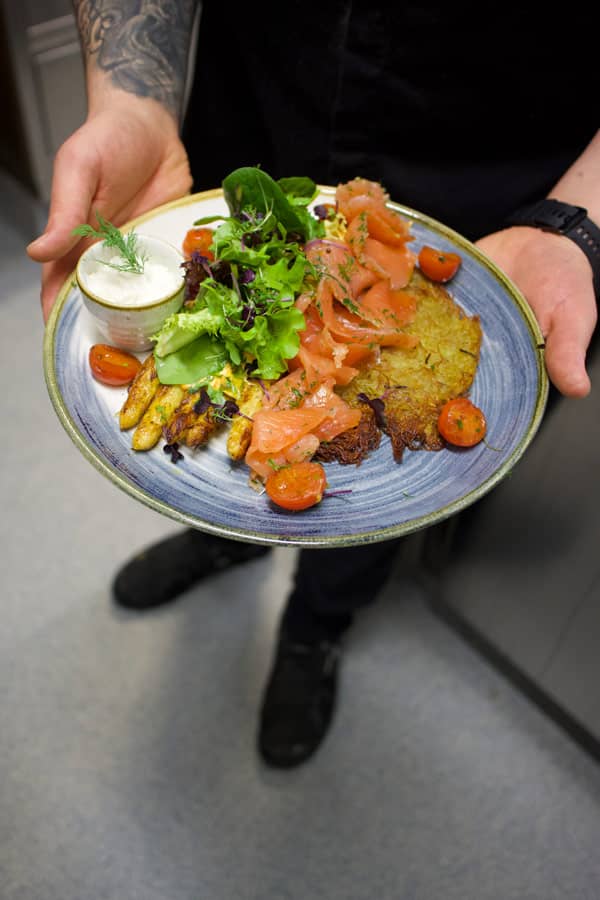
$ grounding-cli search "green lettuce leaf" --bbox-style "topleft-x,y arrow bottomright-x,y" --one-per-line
222,303 -> 306,380
154,334 -> 228,385
277,176 -> 318,206
223,167 -> 323,241
153,306 -> 224,357
254,254 -> 307,298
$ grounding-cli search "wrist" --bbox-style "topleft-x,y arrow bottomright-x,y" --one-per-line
86,71 -> 180,133
505,199 -> 600,298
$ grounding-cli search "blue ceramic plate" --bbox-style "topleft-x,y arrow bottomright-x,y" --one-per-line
44,188 -> 548,547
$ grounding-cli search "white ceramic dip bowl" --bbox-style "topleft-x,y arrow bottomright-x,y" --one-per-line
76,234 -> 185,352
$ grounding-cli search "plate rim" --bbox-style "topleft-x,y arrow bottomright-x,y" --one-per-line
43,186 -> 549,547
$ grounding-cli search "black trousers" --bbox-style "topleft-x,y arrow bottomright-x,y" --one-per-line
182,2 -> 597,641
283,542 -> 401,641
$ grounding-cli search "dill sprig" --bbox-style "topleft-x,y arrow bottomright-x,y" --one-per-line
73,212 -> 146,274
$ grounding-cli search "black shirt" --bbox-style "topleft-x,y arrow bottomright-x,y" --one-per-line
183,1 -> 597,238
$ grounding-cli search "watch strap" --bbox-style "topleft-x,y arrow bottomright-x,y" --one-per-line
506,199 -> 600,298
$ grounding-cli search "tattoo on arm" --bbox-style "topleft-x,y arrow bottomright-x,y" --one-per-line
73,0 -> 197,117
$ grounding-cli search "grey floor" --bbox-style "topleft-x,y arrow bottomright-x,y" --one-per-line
2,169 -> 600,900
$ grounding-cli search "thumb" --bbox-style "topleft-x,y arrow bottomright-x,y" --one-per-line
543,282 -> 596,398
544,320 -> 594,399
40,249 -> 83,323
27,139 -> 99,262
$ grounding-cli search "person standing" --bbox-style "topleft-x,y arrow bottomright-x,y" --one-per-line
28,1 -> 599,768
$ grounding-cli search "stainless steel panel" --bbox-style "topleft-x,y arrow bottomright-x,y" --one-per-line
432,344 -> 600,740
542,581 -> 600,736
31,37 -> 87,157
2,0 -> 86,200
23,0 -> 72,28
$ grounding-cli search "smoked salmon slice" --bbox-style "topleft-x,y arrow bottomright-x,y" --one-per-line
317,280 -> 418,348
296,345 -> 358,387
252,407 -> 328,454
336,178 -> 411,240
302,380 -> 362,442
362,238 -> 416,289
355,280 -> 417,329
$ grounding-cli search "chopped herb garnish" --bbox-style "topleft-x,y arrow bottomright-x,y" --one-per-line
342,296 -> 360,315
73,212 -> 146,274
289,387 -> 305,408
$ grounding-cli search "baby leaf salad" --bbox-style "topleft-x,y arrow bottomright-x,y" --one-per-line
152,167 -> 324,388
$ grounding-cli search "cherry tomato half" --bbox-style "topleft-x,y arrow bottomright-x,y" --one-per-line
438,397 -> 487,447
265,461 -> 327,511
89,344 -> 142,387
418,245 -> 461,282
182,227 -> 215,260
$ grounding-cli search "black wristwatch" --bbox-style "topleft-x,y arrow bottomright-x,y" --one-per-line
506,198 -> 600,299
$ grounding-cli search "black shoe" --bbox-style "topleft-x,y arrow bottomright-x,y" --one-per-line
258,632 -> 340,768
113,529 -> 270,610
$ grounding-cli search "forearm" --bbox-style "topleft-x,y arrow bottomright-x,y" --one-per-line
549,130 -> 600,223
73,0 -> 197,121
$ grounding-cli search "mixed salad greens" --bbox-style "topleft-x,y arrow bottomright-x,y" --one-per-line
152,166 -> 325,390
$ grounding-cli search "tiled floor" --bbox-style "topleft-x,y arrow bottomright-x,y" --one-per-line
2,169 -> 600,900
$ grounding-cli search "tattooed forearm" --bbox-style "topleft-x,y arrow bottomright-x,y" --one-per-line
73,0 -> 196,117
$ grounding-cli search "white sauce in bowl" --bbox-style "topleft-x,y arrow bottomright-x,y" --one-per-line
85,257 -> 182,307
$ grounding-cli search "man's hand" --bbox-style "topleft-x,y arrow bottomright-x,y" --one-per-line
476,227 -> 597,398
27,96 -> 192,321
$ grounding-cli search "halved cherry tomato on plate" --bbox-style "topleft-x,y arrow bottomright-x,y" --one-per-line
438,397 -> 486,447
418,245 -> 461,282
182,227 -> 215,259
265,461 -> 327,511
89,344 -> 142,387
